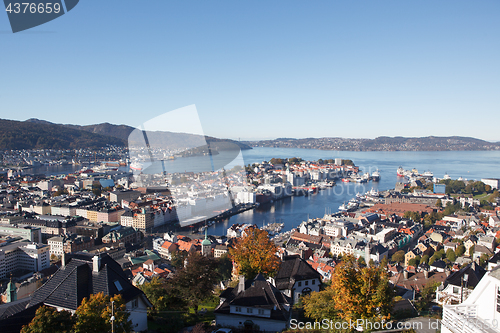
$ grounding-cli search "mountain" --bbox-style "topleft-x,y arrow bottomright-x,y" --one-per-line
0,119 -> 127,150
244,136 -> 500,151
0,119 -> 252,151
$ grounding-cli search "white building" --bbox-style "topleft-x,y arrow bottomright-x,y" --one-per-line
0,242 -> 50,279
441,266 -> 500,333
47,236 -> 64,256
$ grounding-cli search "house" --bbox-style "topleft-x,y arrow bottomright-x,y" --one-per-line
441,266 -> 500,333
436,262 -> 486,305
430,260 -> 447,273
214,274 -> 292,332
404,250 -> 419,266
159,240 -> 178,259
27,253 -> 152,331
271,255 -> 322,304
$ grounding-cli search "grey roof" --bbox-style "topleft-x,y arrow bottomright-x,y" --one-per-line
444,262 -> 485,288
214,273 -> 291,322
28,252 -> 144,310
274,255 -> 322,291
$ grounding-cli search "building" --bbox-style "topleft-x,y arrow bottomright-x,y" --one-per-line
436,262 -> 486,305
0,242 -> 50,279
0,223 -> 42,243
271,255 -> 322,304
481,178 -> 500,190
214,274 -> 292,332
441,266 -> 500,333
24,253 -> 152,331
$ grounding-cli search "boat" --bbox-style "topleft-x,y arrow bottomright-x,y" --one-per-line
443,173 -> 451,180
371,170 -> 381,181
397,167 -> 405,177
422,170 -> 433,178
130,161 -> 143,171
338,203 -> 348,211
369,188 -> 379,197
341,178 -> 350,183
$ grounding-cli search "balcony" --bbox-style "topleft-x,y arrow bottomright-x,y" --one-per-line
442,304 -> 499,333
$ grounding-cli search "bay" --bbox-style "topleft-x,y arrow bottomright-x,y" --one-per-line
203,148 -> 500,236
28,148 -> 500,237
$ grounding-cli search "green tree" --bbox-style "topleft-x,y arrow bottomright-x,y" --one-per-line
421,255 -> 430,264
469,245 -> 475,257
139,277 -> 187,315
392,250 -> 405,263
436,199 -> 443,208
302,255 -> 394,323
456,245 -> 466,257
170,251 -> 220,314
171,250 -> 188,269
21,306 -> 74,333
446,249 -> 457,262
216,253 -> 233,281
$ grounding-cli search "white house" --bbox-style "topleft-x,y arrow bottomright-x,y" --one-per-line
441,266 -> 500,333
214,274 -> 291,332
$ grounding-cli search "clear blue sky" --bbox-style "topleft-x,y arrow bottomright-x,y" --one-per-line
1,1 -> 499,141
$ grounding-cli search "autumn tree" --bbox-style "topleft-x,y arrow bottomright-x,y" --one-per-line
21,306 -> 74,333
73,293 -> 132,333
22,294 -> 131,333
229,227 -> 280,279
169,251 -> 220,314
303,255 -> 394,323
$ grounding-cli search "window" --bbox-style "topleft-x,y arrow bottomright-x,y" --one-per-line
235,306 -> 241,312
305,280 -> 308,286
302,287 -> 312,296
298,281 -> 301,287
130,298 -> 138,309
247,308 -> 253,313
312,280 -> 315,285
258,309 -> 264,315
497,287 -> 500,312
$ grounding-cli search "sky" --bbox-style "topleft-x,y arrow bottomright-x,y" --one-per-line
0,1 -> 499,141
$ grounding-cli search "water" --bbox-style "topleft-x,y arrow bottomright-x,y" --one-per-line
202,148 -> 500,236
29,148 -> 500,237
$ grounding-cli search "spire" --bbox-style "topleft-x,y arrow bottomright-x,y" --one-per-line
6,276 -> 17,303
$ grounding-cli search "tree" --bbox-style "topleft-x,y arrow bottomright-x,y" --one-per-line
421,255 -> 430,264
21,306 -> 74,333
455,245 -> 465,257
229,227 -> 280,279
22,294 -> 131,333
216,253 -> 233,281
169,251 -> 220,314
73,293 -> 132,333
403,211 -> 421,222
171,250 -> 188,269
469,245 -> 475,257
302,255 -> 394,323
391,250 -> 405,263
139,276 -> 187,315
446,249 -> 456,262
436,199 -> 443,208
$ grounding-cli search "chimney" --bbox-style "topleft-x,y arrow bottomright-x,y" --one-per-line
403,271 -> 408,280
92,255 -> 101,273
61,251 -> 66,268
424,270 -> 429,279
238,275 -> 245,293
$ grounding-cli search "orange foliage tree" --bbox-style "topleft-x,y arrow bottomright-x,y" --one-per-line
229,227 -> 280,279
303,255 -> 394,323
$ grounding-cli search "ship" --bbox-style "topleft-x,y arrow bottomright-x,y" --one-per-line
371,170 -> 381,181
397,167 -> 405,177
130,161 -> 143,171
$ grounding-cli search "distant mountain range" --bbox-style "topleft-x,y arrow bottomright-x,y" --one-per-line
0,118 -> 252,151
2,118 -> 498,151
244,136 -> 500,151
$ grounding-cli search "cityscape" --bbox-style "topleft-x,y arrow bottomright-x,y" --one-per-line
1,1 -> 500,333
